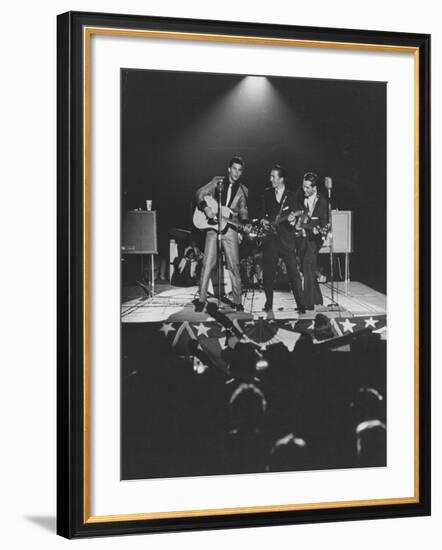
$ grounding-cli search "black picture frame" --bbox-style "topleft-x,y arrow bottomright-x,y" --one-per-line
57,10 -> 431,539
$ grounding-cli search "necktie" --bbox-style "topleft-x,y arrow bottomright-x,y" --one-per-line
226,183 -> 232,206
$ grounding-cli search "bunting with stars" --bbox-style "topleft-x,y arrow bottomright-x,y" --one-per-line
156,314 -> 386,364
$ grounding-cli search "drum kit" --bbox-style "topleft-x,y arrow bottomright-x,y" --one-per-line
244,219 -> 266,246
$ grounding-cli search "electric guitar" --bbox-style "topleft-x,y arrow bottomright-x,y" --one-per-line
260,209 -> 304,237
293,212 -> 330,239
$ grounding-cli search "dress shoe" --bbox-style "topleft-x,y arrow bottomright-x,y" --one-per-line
235,304 -> 244,312
296,306 -> 306,314
194,301 -> 205,312
263,302 -> 273,312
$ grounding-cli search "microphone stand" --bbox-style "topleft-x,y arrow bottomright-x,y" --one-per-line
325,177 -> 341,311
217,179 -> 223,308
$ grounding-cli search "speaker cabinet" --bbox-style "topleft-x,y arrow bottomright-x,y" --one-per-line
320,210 -> 353,254
122,211 -> 158,254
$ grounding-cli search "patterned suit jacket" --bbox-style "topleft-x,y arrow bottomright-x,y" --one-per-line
195,177 -> 249,222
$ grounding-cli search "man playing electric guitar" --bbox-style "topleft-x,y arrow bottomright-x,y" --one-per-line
193,156 -> 249,313
260,165 -> 305,313
296,172 -> 329,310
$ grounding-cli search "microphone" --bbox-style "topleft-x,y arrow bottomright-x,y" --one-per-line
324,177 -> 333,197
206,302 -> 243,339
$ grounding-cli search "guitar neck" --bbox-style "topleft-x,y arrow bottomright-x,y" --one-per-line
275,214 -> 290,225
273,209 -> 303,226
220,215 -> 243,228
204,214 -> 244,233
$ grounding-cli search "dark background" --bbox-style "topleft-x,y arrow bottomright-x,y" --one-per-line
122,69 -> 386,293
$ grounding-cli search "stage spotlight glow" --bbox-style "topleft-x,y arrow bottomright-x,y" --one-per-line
245,75 -> 269,85
239,75 -> 271,99
169,73 -> 294,156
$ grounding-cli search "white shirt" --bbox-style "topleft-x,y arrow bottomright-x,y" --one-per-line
226,183 -> 233,206
275,184 -> 285,204
305,190 -> 318,215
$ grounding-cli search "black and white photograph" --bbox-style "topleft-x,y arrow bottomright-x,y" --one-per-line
120,68 -> 387,480
0,0 -> 436,544
52,6 -> 431,541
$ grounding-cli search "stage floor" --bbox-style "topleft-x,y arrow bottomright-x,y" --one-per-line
121,281 -> 386,324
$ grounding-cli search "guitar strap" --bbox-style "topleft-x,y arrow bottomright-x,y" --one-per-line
275,192 -> 288,222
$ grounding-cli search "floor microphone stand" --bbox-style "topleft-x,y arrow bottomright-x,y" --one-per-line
217,181 -> 223,308
325,177 -> 341,311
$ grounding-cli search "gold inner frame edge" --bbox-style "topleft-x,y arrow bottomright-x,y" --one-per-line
82,26 -> 421,524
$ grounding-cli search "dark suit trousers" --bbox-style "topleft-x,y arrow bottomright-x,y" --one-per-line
299,237 -> 323,307
262,235 -> 303,308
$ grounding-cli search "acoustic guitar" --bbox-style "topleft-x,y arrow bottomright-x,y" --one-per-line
193,195 -> 250,234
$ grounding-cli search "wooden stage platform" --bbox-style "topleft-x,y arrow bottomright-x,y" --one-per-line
121,281 -> 386,324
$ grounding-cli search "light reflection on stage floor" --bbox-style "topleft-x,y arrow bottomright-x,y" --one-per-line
121,281 -> 386,324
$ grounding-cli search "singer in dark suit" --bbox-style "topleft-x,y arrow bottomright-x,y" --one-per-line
194,156 -> 249,312
261,165 -> 305,313
297,172 -> 329,309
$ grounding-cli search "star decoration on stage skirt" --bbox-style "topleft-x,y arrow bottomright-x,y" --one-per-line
157,315 -> 386,361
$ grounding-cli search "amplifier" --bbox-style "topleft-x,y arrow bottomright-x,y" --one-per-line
122,211 -> 158,254
320,210 -> 353,254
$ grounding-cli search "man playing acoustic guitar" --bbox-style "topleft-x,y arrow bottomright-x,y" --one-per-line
193,156 -> 249,313
260,164 -> 305,313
